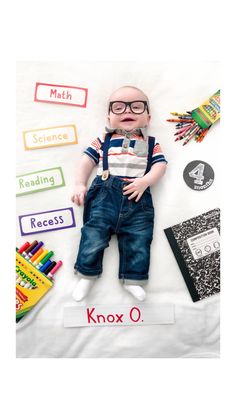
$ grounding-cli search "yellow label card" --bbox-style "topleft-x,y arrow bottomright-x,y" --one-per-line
23,124 -> 78,150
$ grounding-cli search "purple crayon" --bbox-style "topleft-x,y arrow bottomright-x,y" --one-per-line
25,241 -> 44,260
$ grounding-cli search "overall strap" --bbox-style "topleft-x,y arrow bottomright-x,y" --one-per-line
144,136 -> 155,175
102,132 -> 113,180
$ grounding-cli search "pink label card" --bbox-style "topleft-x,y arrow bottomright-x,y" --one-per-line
34,82 -> 88,107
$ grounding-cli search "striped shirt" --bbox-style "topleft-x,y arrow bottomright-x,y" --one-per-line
84,131 -> 167,180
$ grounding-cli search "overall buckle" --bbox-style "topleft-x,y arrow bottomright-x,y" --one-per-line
101,170 -> 109,181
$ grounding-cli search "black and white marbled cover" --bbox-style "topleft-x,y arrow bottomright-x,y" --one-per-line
164,208 -> 220,302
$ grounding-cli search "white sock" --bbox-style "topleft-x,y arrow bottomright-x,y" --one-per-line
123,284 -> 146,301
72,278 -> 95,301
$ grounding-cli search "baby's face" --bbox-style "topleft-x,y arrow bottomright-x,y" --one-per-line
107,87 -> 151,132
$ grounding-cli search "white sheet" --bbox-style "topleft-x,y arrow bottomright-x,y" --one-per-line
16,61 -> 220,358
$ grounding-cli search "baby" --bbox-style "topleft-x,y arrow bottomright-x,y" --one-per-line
71,85 -> 167,301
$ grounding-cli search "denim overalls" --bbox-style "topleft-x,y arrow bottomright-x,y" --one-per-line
74,133 -> 155,285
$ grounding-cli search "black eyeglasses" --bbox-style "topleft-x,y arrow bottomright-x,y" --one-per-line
109,101 -> 149,115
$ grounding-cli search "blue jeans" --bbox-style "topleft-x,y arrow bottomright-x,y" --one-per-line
74,175 -> 154,285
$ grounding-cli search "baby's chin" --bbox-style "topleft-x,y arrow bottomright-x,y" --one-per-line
116,121 -> 142,131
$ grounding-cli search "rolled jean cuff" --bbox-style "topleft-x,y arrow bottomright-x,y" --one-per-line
119,274 -> 148,285
121,279 -> 148,285
74,264 -> 101,277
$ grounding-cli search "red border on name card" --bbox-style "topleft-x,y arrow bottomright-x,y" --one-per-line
34,82 -> 88,108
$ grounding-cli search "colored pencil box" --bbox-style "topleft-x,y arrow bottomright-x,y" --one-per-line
16,251 -> 53,322
191,90 -> 220,129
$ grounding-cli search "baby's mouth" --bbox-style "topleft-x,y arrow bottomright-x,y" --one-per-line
121,117 -> 136,122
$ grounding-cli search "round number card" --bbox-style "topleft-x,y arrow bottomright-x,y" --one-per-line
183,160 -> 214,191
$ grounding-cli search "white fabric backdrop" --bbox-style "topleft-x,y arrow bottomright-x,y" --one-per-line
16,61 -> 220,358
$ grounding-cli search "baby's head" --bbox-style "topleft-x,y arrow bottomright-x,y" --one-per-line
107,86 -> 151,132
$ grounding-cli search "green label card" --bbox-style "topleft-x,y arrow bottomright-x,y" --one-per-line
16,167 -> 65,196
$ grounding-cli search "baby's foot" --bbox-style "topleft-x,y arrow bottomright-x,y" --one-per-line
123,284 -> 146,301
72,278 -> 95,301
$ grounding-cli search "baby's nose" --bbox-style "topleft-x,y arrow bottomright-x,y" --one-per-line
125,104 -> 132,112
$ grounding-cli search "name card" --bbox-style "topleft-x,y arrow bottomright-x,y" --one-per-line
23,125 -> 78,150
19,207 -> 76,236
16,167 -> 65,196
34,82 -> 88,107
64,304 -> 175,328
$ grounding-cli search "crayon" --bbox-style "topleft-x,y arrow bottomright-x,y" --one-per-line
176,121 -> 192,125
167,119 -> 193,123
194,128 -> 204,142
22,240 -> 38,257
175,123 -> 198,142
33,249 -> 48,266
44,261 -> 57,275
180,128 -> 197,142
39,259 -> 52,272
195,128 -> 209,142
29,247 -> 44,263
25,241 -> 44,260
20,280 -> 27,287
175,125 -> 195,141
182,123 -> 198,136
175,122 -> 193,128
183,137 -> 193,146
177,116 -> 194,120
174,125 -> 193,135
47,261 -> 63,279
183,126 -> 201,146
17,242 -> 30,254
23,282 -> 32,289
36,251 -> 54,269
170,112 -> 190,117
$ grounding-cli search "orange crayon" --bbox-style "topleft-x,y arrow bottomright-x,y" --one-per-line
195,128 -> 209,143
30,247 -> 44,262
33,249 -> 48,266
167,118 -> 194,123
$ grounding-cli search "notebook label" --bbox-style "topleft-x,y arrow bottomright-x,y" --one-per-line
187,227 -> 220,260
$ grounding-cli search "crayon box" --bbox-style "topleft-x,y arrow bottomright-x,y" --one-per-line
16,250 -> 53,322
191,90 -> 220,129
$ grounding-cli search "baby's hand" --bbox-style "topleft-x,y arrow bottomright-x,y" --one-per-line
123,178 -> 149,202
71,184 -> 87,206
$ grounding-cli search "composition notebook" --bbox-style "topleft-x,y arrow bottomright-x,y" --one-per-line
164,208 -> 220,302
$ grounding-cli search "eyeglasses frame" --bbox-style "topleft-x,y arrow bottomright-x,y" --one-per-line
109,100 -> 150,115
